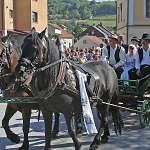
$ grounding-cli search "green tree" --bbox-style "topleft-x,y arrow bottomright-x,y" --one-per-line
63,11 -> 70,19
73,22 -> 83,39
70,9 -> 80,19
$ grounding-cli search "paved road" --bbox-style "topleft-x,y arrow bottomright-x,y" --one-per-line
0,103 -> 150,150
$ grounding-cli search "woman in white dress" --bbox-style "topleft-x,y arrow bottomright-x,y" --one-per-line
121,44 -> 137,84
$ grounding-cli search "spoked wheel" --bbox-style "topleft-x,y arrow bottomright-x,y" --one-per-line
140,99 -> 150,128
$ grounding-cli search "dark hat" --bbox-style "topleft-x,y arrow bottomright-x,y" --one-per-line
108,34 -> 118,41
141,33 -> 150,40
131,36 -> 139,42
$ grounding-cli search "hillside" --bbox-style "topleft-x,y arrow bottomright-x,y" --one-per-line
48,0 -> 116,20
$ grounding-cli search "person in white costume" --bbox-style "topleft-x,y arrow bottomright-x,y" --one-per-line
120,44 -> 137,84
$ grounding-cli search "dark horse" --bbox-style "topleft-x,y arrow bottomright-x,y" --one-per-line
0,34 -> 60,149
0,34 -> 40,150
0,34 -> 74,149
15,27 -> 123,150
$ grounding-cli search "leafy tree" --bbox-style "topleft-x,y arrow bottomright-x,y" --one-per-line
73,22 -> 83,38
63,11 -> 70,19
70,9 -> 80,20
47,0 -> 116,19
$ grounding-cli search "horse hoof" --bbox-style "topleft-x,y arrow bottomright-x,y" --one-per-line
44,148 -> 52,150
101,135 -> 108,143
89,143 -> 99,150
75,143 -> 82,150
18,145 -> 29,150
52,130 -> 59,138
9,133 -> 20,144
76,128 -> 83,138
89,146 -> 98,150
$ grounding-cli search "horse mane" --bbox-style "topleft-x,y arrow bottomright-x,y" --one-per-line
30,31 -> 61,98
9,40 -> 22,57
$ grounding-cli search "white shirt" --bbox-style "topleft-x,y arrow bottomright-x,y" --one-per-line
135,47 -> 150,69
102,45 -> 126,68
125,54 -> 135,70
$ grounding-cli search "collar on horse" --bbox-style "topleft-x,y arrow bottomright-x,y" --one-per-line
32,51 -> 100,99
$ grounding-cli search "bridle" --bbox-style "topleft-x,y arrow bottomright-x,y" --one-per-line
0,41 -> 15,90
15,35 -> 67,99
15,38 -> 46,83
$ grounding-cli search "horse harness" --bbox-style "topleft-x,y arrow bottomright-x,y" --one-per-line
0,41 -> 12,90
34,51 -> 101,100
0,41 -> 31,97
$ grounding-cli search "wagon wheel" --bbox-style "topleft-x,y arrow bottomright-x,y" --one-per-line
140,99 -> 150,128
139,77 -> 150,96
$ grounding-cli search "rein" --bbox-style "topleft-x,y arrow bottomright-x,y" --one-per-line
36,58 -> 66,72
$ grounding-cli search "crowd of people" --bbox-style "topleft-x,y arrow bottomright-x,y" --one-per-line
64,32 -> 150,87
65,46 -> 102,64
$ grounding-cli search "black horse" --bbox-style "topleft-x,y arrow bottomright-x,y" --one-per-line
15,27 -> 123,150
0,34 -> 60,150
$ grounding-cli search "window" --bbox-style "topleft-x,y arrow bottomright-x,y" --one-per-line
117,7 -> 120,23
83,40 -> 87,44
117,3 -> 123,23
91,31 -> 94,35
32,12 -> 38,23
120,4 -> 122,21
146,0 -> 150,18
9,9 -> 13,18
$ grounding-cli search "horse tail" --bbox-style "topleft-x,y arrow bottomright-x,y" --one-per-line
111,90 -> 124,135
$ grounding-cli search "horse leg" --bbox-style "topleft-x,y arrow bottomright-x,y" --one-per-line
2,104 -> 20,143
101,122 -> 110,143
89,104 -> 109,150
64,113 -> 81,150
96,109 -> 110,143
52,112 -> 60,138
74,112 -> 83,138
18,109 -> 31,150
41,107 -> 53,150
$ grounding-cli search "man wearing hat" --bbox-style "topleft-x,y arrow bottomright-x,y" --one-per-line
102,34 -> 126,78
131,36 -> 140,49
135,33 -> 150,85
118,34 -> 129,54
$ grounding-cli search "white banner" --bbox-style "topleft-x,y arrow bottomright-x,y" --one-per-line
76,70 -> 98,134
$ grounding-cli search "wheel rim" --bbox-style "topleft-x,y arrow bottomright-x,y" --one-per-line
140,99 -> 150,128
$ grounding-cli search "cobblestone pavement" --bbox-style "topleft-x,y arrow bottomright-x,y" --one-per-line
0,103 -> 150,150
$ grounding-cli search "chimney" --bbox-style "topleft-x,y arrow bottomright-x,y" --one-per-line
100,22 -> 103,26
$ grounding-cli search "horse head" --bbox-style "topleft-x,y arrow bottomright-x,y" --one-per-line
15,27 -> 61,99
0,34 -> 21,73
15,27 -> 48,86
0,34 -> 11,69
0,34 -> 21,90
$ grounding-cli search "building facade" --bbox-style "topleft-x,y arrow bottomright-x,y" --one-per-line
48,23 -> 74,50
79,23 -> 112,44
116,0 -> 150,44
74,35 -> 106,50
0,0 -> 48,45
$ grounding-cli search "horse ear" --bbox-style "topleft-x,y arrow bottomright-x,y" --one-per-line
39,27 -> 47,39
6,33 -> 11,39
30,27 -> 36,34
1,33 -> 11,43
